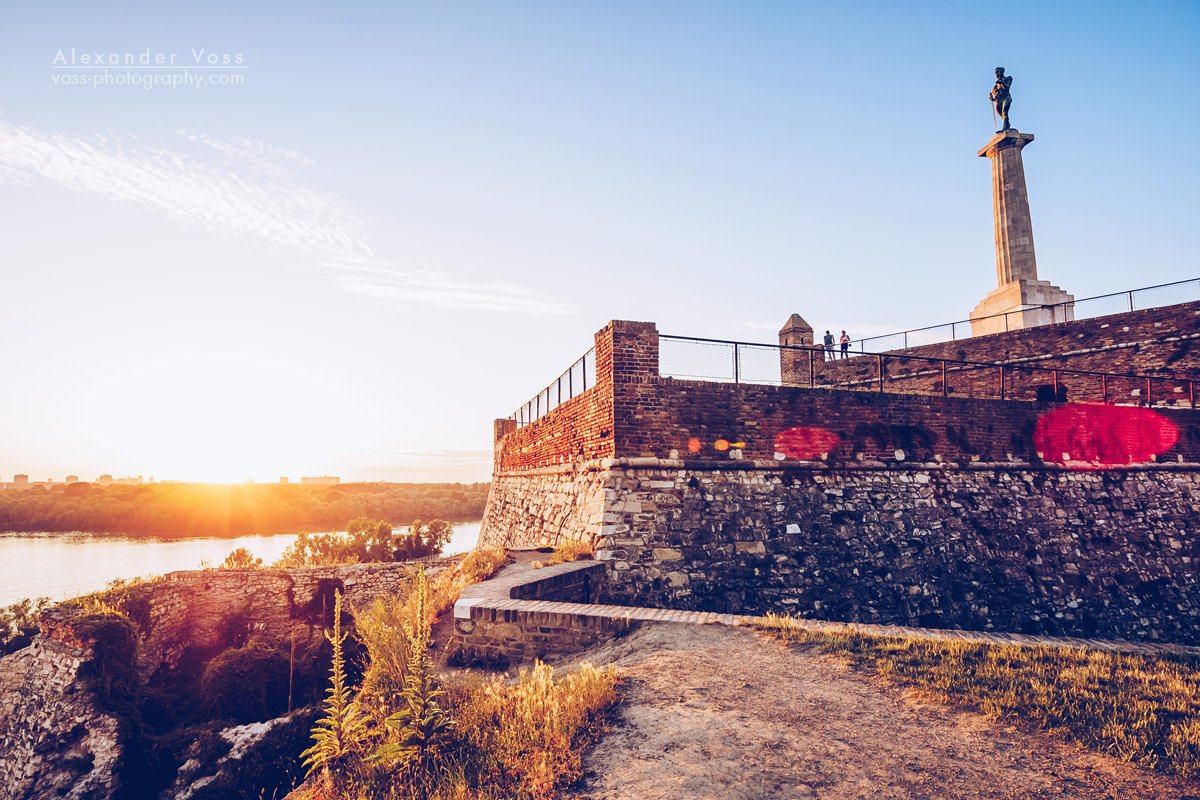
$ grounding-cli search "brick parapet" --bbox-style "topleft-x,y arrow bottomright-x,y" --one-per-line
879,301 -> 1200,376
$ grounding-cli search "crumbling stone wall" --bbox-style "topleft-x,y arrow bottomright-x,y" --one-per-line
0,616 -> 121,800
135,562 -> 412,680
0,562 -> 417,800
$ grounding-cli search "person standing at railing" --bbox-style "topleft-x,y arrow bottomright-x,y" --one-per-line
823,330 -> 835,361
839,330 -> 850,359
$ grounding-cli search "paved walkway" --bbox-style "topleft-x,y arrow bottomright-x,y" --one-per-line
455,555 -> 1200,657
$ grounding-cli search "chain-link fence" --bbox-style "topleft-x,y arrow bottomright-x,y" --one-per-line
509,346 -> 596,428
660,335 -> 1199,409
659,337 -> 783,384
853,278 -> 1200,352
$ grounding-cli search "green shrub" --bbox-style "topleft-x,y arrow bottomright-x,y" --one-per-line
70,610 -> 140,715
201,640 -> 290,723
276,518 -> 454,567
222,547 -> 263,569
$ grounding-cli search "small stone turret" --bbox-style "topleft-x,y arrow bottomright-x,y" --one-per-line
779,314 -> 814,386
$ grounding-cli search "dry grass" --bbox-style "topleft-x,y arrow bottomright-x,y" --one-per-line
444,661 -> 620,799
296,661 -> 619,800
532,540 -> 593,570
424,547 -> 509,622
752,614 -> 1200,779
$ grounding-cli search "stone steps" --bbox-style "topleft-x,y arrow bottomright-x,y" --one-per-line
451,559 -> 1200,662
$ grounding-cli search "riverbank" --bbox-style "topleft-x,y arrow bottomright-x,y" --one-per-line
0,522 -> 482,607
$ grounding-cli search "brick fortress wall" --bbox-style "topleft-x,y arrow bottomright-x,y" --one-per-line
809,302 -> 1200,404
481,311 -> 1200,644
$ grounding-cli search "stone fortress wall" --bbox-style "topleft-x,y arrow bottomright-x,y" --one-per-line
480,311 -> 1200,645
0,562 -> 417,800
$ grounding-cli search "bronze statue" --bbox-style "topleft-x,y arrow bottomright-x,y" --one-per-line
990,67 -> 1013,132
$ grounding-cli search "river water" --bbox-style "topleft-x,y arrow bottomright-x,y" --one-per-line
0,521 -> 482,608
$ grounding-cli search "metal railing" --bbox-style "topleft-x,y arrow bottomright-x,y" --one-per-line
660,334 -> 1200,408
850,278 -> 1200,352
508,346 -> 596,428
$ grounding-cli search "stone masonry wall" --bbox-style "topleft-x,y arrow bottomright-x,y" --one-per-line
479,465 -> 607,551
592,459 -> 1200,645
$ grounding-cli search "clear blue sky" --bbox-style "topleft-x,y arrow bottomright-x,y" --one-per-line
1,1 -> 1196,483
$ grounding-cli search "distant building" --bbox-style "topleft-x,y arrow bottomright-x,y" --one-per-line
13,474 -> 28,484
280,477 -> 289,484
97,474 -> 114,486
65,475 -> 78,484
300,476 -> 340,485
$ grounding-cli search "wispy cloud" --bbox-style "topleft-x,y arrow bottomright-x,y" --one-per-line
333,254 -> 574,315
0,119 -> 572,314
0,120 -> 365,254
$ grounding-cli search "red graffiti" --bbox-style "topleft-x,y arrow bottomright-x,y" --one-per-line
1034,404 -> 1179,468
773,426 -> 841,460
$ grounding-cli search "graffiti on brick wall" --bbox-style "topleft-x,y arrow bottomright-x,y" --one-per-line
1034,404 -> 1179,468
772,426 -> 842,460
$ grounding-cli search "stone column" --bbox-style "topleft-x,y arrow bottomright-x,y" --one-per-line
969,130 -> 1073,336
984,131 -> 1038,285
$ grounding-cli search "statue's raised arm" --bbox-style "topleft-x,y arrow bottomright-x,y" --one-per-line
990,67 -> 1013,133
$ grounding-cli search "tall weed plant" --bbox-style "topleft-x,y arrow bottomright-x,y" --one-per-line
298,549 -> 618,800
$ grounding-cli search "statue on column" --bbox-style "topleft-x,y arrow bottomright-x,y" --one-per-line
990,67 -> 1013,132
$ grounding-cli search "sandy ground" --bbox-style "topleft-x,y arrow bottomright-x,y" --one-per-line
558,623 -> 1199,800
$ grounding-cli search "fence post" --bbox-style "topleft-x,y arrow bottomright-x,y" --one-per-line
1053,370 -> 1059,401
569,367 -> 573,397
1191,380 -> 1195,410
1102,374 -> 1107,404
809,347 -> 814,387
904,331 -> 908,349
942,360 -> 947,397
878,355 -> 884,392
951,322 -> 956,341
1129,291 -> 1134,312
999,366 -> 1005,400
733,342 -> 739,384
582,354 -> 588,391
1146,376 -> 1152,406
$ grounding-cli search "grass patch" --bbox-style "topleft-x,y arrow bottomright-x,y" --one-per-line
752,614 -> 1200,779
425,546 -> 509,622
531,540 -> 593,570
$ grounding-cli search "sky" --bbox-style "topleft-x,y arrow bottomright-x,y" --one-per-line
0,1 -> 1197,484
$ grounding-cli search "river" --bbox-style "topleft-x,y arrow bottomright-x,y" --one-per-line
0,521 -> 483,608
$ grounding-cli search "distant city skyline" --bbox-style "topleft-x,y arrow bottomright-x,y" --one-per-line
1,1 -> 1197,483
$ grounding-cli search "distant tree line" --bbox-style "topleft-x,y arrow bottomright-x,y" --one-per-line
0,481 -> 489,536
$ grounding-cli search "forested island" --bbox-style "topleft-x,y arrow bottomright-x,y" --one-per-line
0,481 -> 489,536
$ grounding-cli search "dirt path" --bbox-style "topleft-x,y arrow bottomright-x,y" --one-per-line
560,624 -> 1198,800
